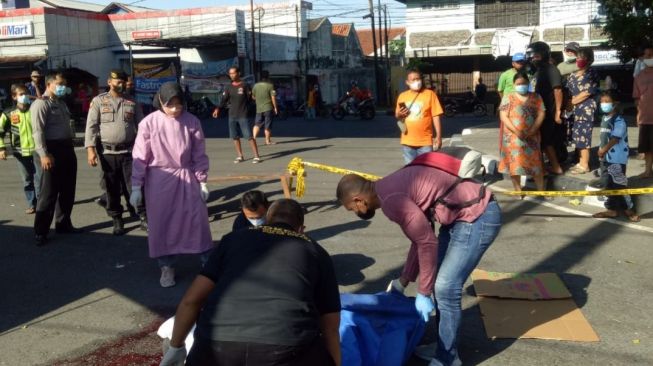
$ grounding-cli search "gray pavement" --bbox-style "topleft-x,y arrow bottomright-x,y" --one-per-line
0,113 -> 652,365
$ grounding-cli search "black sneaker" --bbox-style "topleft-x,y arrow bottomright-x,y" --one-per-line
35,234 -> 47,247
95,196 -> 107,208
112,217 -> 125,236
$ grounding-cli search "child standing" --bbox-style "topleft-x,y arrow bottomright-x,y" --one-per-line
593,91 -> 639,222
0,84 -> 42,214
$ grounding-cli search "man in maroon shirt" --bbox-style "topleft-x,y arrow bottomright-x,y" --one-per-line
336,166 -> 501,366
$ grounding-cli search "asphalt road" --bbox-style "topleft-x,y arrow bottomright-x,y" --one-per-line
0,112 -> 651,366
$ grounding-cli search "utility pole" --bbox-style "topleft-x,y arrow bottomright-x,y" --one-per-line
383,4 -> 391,106
365,0 -> 379,103
377,0 -> 385,105
250,0 -> 257,80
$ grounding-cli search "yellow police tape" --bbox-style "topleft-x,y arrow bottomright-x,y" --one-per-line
286,157 -> 653,198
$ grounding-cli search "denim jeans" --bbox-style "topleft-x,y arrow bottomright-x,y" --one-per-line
157,249 -> 213,268
306,107 -> 316,119
402,145 -> 432,164
14,152 -> 42,209
431,200 -> 502,366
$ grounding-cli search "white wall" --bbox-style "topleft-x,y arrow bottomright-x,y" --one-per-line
540,0 -> 601,27
405,0 -> 475,33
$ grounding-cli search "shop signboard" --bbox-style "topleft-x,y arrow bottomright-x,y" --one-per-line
0,21 -> 33,40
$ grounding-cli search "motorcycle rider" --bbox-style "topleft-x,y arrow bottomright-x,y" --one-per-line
526,41 -> 565,174
347,80 -> 365,113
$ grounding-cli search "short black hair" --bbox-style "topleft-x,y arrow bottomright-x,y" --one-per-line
406,68 -> 421,78
229,66 -> 239,74
260,70 -> 269,79
513,71 -> 530,83
336,174 -> 373,203
11,83 -> 27,95
600,90 -> 619,102
45,72 -> 65,85
241,190 -> 269,211
577,47 -> 594,65
266,199 -> 304,229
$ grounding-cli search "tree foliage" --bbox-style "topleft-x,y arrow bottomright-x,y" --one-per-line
598,0 -> 653,62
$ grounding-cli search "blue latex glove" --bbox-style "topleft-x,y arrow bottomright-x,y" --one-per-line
415,293 -> 435,322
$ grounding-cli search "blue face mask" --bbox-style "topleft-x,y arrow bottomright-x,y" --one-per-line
600,103 -> 614,114
54,85 -> 67,97
17,95 -> 31,105
247,217 -> 266,227
515,85 -> 529,95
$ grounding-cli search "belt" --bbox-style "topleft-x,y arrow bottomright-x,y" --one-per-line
102,142 -> 134,151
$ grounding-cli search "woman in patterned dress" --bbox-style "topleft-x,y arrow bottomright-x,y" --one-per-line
498,71 -> 547,194
566,48 -> 600,174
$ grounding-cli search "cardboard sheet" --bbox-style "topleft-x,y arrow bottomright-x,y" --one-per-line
471,269 -> 571,299
477,297 -> 599,342
472,269 -> 599,342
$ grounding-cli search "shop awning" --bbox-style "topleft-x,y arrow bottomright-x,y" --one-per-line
0,55 -> 46,64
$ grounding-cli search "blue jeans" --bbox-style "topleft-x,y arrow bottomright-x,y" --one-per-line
402,145 -> 432,164
14,152 -> 42,209
306,106 -> 316,119
432,200 -> 502,366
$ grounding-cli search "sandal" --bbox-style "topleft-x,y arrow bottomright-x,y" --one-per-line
25,207 -> 35,214
569,164 -> 590,175
624,210 -> 641,223
252,157 -> 261,164
592,211 -> 618,219
234,156 -> 244,164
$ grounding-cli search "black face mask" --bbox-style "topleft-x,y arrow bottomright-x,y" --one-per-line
356,209 -> 376,221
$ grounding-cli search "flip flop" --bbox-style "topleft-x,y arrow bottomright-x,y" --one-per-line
592,211 -> 618,219
569,164 -> 590,175
624,210 -> 641,222
234,156 -> 244,164
265,141 -> 277,145
252,157 -> 261,164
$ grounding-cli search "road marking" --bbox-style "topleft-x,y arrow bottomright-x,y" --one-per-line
492,186 -> 653,234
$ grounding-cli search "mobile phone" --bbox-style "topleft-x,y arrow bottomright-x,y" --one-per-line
399,102 -> 407,109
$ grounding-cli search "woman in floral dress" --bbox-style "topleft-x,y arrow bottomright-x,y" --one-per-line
498,71 -> 547,194
566,48 -> 599,174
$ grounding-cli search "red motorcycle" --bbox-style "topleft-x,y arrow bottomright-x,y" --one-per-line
331,90 -> 376,120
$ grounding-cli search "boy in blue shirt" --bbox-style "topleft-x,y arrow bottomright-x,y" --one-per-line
593,91 -> 639,222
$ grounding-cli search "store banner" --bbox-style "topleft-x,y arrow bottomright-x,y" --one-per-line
181,57 -> 238,93
134,61 -> 177,105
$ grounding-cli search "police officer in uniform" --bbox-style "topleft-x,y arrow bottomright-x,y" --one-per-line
31,72 -> 80,246
85,70 -> 144,235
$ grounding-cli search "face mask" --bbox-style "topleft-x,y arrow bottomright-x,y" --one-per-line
576,59 -> 588,69
531,59 -> 542,68
17,95 -> 31,105
515,85 -> 529,95
113,85 -> 124,93
563,53 -> 576,63
409,81 -> 422,91
247,217 -> 266,227
643,58 -> 653,67
356,209 -> 376,221
600,103 -> 614,114
54,85 -> 67,97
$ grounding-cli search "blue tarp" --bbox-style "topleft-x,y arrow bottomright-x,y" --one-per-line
339,292 -> 426,366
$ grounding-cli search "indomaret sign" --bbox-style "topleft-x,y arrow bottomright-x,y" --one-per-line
0,21 -> 34,40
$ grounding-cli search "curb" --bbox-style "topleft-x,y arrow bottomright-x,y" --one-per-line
452,133 -> 653,214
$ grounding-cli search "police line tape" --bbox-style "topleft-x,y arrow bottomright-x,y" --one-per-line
286,157 -> 653,198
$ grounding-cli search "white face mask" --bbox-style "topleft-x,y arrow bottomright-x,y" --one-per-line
563,53 -> 576,63
409,80 -> 422,91
248,217 -> 266,227
643,58 -> 653,68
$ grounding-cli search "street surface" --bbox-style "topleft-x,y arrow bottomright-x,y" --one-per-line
1,112 -> 652,365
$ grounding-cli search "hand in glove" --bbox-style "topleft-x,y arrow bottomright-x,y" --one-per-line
160,339 -> 187,366
415,293 -> 435,322
386,279 -> 406,295
129,186 -> 143,207
200,182 -> 209,202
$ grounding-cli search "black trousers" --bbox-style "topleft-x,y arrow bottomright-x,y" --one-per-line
34,140 -> 77,235
186,337 -> 335,366
99,152 -> 144,217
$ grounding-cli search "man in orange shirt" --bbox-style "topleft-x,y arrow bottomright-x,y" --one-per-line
395,69 -> 443,164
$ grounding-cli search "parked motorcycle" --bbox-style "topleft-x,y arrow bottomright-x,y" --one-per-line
189,96 -> 216,119
331,92 -> 375,120
442,95 -> 487,117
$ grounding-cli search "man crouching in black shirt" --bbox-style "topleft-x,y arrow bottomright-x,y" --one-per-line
161,199 -> 341,366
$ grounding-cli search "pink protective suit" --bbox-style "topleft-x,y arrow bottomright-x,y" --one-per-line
132,110 -> 213,258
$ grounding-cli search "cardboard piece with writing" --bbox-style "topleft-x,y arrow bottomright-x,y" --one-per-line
472,269 -> 599,342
